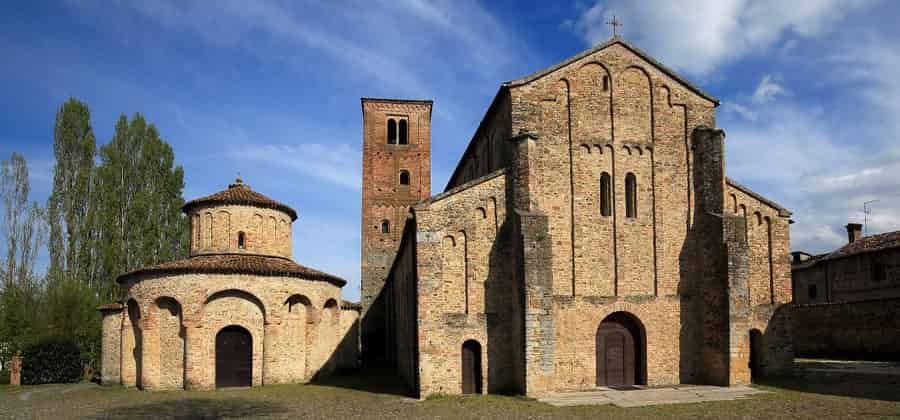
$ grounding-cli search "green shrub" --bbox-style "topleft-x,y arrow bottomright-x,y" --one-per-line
21,337 -> 82,385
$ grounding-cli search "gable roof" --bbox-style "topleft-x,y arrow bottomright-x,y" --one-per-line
726,177 -> 792,217
793,230 -> 900,271
183,178 -> 298,221
505,36 -> 719,106
826,230 -> 900,261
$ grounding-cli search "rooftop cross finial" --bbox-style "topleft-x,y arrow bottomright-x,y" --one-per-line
606,15 -> 622,38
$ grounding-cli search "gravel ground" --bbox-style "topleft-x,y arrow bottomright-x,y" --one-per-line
1,370 -> 898,419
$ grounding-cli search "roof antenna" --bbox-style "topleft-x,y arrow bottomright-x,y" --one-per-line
606,15 -> 623,38
863,199 -> 878,236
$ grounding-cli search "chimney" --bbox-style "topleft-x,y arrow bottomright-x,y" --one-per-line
845,223 -> 863,244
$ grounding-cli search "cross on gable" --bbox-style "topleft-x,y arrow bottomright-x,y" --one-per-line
606,15 -> 622,38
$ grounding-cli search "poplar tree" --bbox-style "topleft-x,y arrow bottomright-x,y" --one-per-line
45,99 -> 98,355
47,98 -> 96,288
95,113 -> 187,301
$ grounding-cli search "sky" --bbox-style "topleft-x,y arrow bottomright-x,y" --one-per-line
2,0 -> 900,301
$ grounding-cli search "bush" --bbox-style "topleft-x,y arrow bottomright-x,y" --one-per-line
21,337 -> 82,385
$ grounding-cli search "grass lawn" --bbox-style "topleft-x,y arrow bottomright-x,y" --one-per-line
0,370 -> 897,419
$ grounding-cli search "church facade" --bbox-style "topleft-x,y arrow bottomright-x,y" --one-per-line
99,179 -> 359,390
362,38 -> 794,397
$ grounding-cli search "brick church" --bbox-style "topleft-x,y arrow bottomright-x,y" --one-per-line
360,37 -> 794,398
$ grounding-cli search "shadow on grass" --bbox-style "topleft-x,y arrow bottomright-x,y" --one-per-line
311,367 -> 413,398
759,371 -> 900,402
87,398 -> 291,420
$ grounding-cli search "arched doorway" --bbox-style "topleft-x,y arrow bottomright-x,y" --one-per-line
216,326 -> 252,388
596,312 -> 645,387
749,329 -> 763,382
461,340 -> 482,394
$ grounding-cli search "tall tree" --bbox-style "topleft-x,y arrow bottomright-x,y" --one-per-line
95,113 -> 187,301
47,98 -> 96,288
0,153 -> 47,362
1,153 -> 47,288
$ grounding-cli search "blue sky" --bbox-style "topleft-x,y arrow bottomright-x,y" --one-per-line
3,0 -> 900,301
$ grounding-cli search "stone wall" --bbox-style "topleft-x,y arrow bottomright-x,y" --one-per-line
188,204 -> 293,258
409,170 -> 517,396
103,272 -> 355,390
793,298 -> 900,360
100,306 -> 123,385
507,42 -> 716,303
383,216 -> 419,392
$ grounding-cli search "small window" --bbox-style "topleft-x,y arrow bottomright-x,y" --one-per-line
381,220 -> 390,234
625,172 -> 637,218
602,75 -> 609,91
237,231 -> 246,249
399,119 -> 408,144
387,119 -> 397,144
399,170 -> 410,186
808,284 -> 817,300
600,172 -> 612,217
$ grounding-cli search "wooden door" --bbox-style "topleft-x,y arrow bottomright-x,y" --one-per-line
461,340 -> 482,394
605,331 -> 626,386
597,322 -> 636,387
216,326 -> 252,388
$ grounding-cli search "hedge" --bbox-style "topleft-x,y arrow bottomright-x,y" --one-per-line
21,337 -> 82,385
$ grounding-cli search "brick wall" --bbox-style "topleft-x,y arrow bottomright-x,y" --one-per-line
793,298 -> 900,360
101,272 -> 356,390
188,205 -> 293,258
360,99 -> 432,363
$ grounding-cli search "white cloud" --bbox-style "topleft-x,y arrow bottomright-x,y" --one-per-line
567,0 -> 874,75
723,34 -> 900,254
234,143 -> 361,191
751,74 -> 788,104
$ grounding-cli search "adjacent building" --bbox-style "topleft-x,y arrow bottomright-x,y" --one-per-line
792,223 -> 900,304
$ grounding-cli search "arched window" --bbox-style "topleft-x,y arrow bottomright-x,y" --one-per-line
755,212 -> 763,226
602,75 -> 610,91
625,173 -> 637,218
381,220 -> 390,234
600,172 -> 612,217
237,231 -> 246,249
387,119 -> 397,144
398,119 -> 408,144
399,170 -> 410,186
731,194 -> 738,214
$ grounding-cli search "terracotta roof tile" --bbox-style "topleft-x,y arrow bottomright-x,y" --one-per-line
183,179 -> 298,221
116,253 -> 345,287
826,230 -> 900,260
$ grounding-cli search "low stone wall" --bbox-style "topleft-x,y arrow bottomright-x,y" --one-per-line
792,298 -> 900,361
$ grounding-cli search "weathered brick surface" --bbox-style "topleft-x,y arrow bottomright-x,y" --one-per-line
190,204 -> 293,259
377,39 -> 794,398
100,187 -> 359,390
793,298 -> 900,360
360,99 -> 433,363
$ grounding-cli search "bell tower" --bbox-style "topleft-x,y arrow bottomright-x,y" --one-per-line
360,98 -> 432,327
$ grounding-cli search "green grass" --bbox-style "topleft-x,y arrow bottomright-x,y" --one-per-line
0,371 -> 897,419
